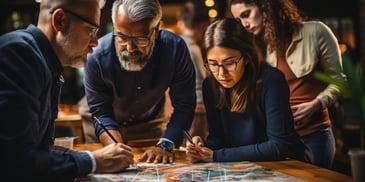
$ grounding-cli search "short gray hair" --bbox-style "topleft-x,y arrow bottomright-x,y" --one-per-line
111,0 -> 162,27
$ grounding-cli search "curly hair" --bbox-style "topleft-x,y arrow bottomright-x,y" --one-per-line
229,0 -> 306,54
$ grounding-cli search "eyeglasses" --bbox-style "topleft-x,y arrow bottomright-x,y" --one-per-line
206,56 -> 243,73
113,28 -> 156,48
50,9 -> 100,38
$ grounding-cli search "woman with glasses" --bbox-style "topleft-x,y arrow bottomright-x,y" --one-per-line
185,18 -> 313,163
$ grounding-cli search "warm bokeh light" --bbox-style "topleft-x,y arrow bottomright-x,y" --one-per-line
205,0 -> 215,7
208,9 -> 218,18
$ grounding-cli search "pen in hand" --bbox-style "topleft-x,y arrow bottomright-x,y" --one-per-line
93,116 -> 118,143
183,130 -> 194,144
183,130 -> 203,157
94,116 -> 137,168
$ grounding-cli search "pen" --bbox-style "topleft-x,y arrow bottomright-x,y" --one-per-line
183,130 -> 194,144
93,116 -> 118,143
183,130 -> 203,157
94,116 -> 137,167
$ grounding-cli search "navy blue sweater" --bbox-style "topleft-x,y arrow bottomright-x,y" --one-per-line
203,65 -> 310,162
85,29 -> 196,146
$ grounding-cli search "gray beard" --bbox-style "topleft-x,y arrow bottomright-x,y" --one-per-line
115,42 -> 151,71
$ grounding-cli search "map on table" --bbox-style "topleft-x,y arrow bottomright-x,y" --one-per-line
80,162 -> 306,182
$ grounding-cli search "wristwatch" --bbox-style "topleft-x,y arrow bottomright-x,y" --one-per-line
156,140 -> 174,152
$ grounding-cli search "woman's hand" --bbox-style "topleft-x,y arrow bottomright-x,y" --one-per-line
185,136 -> 213,163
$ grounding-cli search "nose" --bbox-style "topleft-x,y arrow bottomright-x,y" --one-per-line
125,39 -> 138,52
89,36 -> 98,48
242,20 -> 250,29
217,66 -> 227,76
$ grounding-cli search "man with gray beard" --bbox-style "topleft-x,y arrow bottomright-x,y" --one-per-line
84,0 -> 196,163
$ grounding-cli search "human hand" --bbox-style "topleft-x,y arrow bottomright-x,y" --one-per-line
185,136 -> 203,148
186,145 -> 213,163
292,98 -> 322,126
185,136 -> 212,162
185,136 -> 203,162
137,147 -> 173,163
92,143 -> 134,173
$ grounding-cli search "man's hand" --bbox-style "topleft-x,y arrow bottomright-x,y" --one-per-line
92,143 -> 134,173
138,147 -> 173,163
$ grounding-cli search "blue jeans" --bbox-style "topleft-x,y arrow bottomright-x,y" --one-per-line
302,126 -> 335,169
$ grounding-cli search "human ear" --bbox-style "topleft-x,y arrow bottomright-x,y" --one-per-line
51,9 -> 67,32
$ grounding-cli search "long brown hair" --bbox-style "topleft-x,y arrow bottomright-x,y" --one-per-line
203,18 -> 263,112
229,0 -> 305,55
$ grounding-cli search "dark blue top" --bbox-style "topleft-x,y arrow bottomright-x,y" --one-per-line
0,25 -> 93,181
203,65 -> 311,162
85,29 -> 196,146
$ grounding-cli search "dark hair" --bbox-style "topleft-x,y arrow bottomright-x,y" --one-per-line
228,0 -> 305,54
203,18 -> 263,112
178,0 -> 210,29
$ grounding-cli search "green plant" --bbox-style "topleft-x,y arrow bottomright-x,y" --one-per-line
314,55 -> 365,149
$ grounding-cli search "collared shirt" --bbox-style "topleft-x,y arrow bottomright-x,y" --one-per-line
265,21 -> 346,109
0,25 -> 94,180
85,29 -> 196,146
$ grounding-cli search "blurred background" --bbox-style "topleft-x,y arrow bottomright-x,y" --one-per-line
1,0 -> 364,175
1,0 -> 362,65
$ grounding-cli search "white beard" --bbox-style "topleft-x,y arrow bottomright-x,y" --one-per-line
117,52 -> 147,71
115,42 -> 151,72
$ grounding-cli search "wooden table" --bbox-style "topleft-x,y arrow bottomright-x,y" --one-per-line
56,114 -> 84,144
74,144 -> 352,182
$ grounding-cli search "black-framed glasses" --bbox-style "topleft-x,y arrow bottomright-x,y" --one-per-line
113,28 -> 156,48
205,56 -> 243,73
50,9 -> 100,38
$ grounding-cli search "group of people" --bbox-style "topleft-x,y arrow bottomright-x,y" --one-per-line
0,0 -> 346,181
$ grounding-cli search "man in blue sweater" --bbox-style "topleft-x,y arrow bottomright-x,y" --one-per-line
0,0 -> 134,181
84,0 -> 196,163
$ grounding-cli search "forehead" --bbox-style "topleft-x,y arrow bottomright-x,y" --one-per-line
230,3 -> 257,16
207,46 -> 241,60
114,10 -> 154,36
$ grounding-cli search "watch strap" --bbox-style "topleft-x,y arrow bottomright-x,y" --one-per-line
156,138 -> 174,152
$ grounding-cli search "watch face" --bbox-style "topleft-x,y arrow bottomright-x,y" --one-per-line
158,141 -> 174,152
